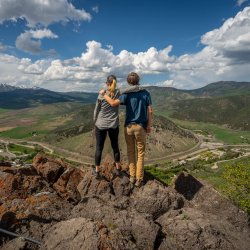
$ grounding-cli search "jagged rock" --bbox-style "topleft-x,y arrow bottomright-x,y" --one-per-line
32,153 -> 66,184
112,174 -> 131,196
190,182 -> 250,233
77,171 -> 112,197
42,217 -> 138,250
131,180 -> 184,219
33,153 -> 88,201
0,193 -> 73,229
71,196 -> 160,250
53,167 -> 86,201
157,207 -> 250,250
0,155 -> 250,250
0,167 -> 50,201
42,218 -> 99,250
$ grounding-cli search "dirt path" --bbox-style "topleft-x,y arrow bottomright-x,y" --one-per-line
0,138 -> 93,166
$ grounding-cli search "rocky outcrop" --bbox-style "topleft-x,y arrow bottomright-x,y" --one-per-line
0,154 -> 249,250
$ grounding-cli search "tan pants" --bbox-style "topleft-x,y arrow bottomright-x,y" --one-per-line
124,124 -> 146,181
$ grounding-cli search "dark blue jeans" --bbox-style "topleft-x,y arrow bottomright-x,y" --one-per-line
95,126 -> 120,166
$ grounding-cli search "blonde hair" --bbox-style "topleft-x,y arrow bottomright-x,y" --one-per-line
107,79 -> 116,98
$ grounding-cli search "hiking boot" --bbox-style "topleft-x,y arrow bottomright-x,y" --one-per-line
115,167 -> 122,176
130,176 -> 136,184
92,168 -> 101,180
135,179 -> 143,188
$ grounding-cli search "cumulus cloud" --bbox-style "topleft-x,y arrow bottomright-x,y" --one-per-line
1,7 -> 250,91
201,7 -> 250,63
30,29 -> 58,39
168,7 -> 250,89
0,54 -> 36,87
161,80 -> 174,87
0,40 -> 174,91
15,29 -> 58,54
0,0 -> 91,27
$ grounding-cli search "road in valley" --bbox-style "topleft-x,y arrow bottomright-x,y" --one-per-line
1,133 -> 250,167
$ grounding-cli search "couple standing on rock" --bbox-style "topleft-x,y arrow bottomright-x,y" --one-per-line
93,72 -> 153,187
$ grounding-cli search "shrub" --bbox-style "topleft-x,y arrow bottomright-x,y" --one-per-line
222,162 -> 250,214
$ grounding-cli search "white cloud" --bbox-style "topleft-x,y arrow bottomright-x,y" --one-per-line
0,40 -> 174,91
92,6 -> 99,13
201,7 -> 250,63
168,7 -> 250,89
30,29 -> 58,39
15,29 -> 58,54
0,0 -> 91,27
237,0 -> 248,6
162,80 -> 174,87
0,54 -> 36,87
1,7 -> 250,91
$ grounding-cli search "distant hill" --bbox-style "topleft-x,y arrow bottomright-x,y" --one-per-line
148,81 -> 250,105
188,81 -> 250,97
171,95 -> 250,130
0,84 -> 97,109
147,81 -> 250,130
1,81 -> 250,130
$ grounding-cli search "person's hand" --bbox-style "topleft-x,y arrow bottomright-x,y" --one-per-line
146,126 -> 152,133
99,89 -> 106,96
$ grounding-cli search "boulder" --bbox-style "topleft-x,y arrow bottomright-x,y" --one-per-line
112,174 -> 131,196
32,153 -> 66,184
131,180 -> 184,219
0,167 -> 50,201
42,217 -> 139,250
1,155 -> 250,250
53,167 -> 86,202
77,171 -> 112,198
71,196 -> 160,250
157,207 -> 250,250
0,193 -> 73,229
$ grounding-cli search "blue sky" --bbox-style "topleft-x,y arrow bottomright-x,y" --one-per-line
0,0 -> 250,91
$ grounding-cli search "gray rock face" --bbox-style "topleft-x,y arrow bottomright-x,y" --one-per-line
131,180 -> 184,219
42,218 -> 99,250
157,207 -> 250,250
1,155 -> 250,250
71,196 -> 159,250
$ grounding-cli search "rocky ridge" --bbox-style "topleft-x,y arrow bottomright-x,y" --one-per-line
0,153 -> 249,250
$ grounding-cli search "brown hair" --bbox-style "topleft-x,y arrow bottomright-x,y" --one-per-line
127,72 -> 140,85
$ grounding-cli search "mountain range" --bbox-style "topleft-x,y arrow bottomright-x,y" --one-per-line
1,81 -> 249,130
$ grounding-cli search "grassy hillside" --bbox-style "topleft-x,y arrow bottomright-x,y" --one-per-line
171,94 -> 250,130
193,156 -> 250,214
50,113 -> 197,161
0,88 -> 97,109
189,81 -> 250,97
0,102 -> 198,161
0,102 -> 93,139
148,81 -> 250,131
